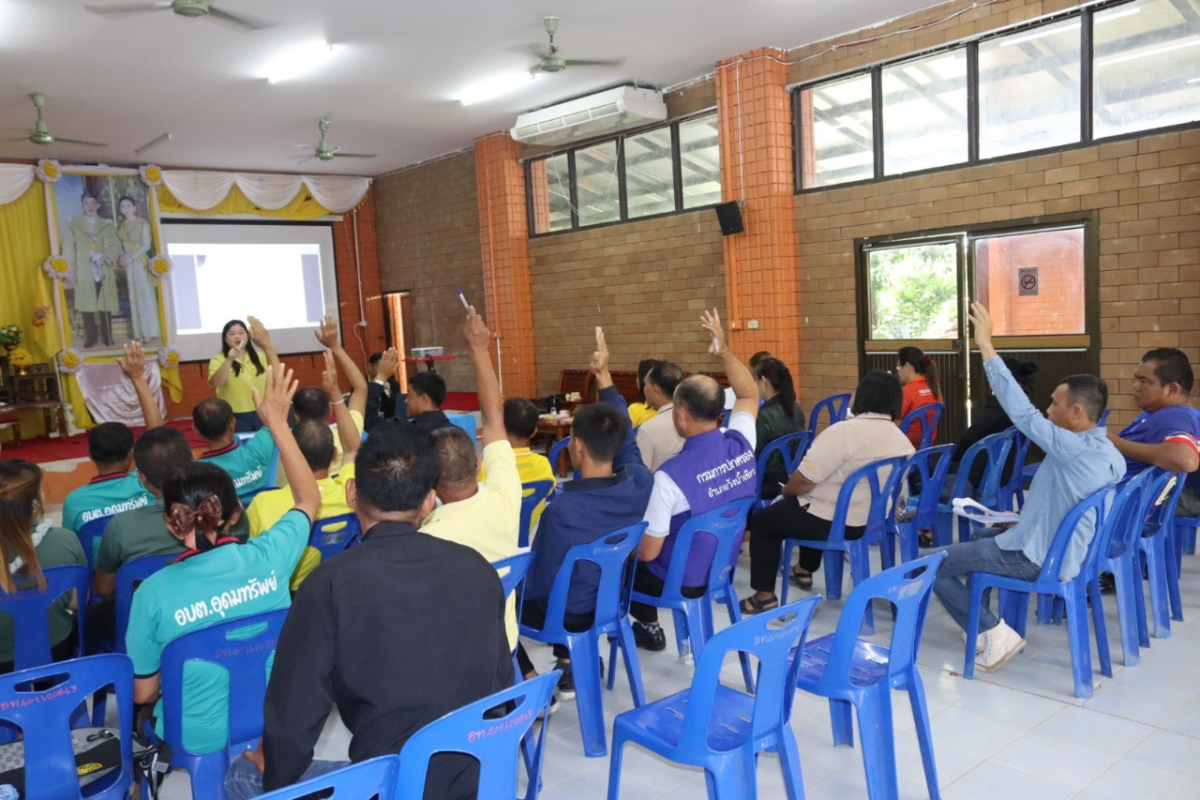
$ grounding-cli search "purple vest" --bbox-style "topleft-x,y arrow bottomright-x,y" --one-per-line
649,427 -> 756,586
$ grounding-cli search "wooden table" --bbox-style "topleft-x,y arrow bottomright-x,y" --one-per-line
534,416 -> 572,477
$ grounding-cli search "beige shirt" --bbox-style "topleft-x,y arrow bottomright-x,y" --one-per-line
795,413 -> 915,527
421,440 -> 522,649
637,403 -> 685,471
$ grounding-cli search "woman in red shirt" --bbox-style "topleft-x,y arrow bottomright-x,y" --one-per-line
897,346 -> 942,448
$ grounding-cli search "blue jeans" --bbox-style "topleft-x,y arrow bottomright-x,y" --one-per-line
933,526 -> 1041,633
225,756 -> 351,800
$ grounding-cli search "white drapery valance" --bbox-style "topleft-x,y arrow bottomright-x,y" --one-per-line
160,170 -> 371,214
0,164 -> 36,206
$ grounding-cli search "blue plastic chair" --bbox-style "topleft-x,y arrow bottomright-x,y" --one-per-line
255,755 -> 399,800
807,392 -> 851,435
308,512 -> 363,561
0,654 -> 134,799
899,402 -> 944,451
446,410 -> 478,441
888,445 -> 955,565
76,515 -> 112,571
780,457 -> 906,634
157,608 -> 288,800
521,523 -> 646,757
518,480 -> 555,548
1089,469 -> 1155,668
547,436 -> 577,481
963,485 -> 1112,698
631,500 -> 754,664
115,554 -> 175,653
395,670 -> 559,800
1175,513 -> 1198,570
608,596 -> 822,800
796,552 -> 946,800
0,564 -> 89,672
934,430 -> 1014,546
754,431 -> 811,510
1139,469 -> 1186,640
493,551 -> 534,669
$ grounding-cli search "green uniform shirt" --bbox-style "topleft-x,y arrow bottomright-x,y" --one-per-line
126,509 -> 310,754
0,527 -> 88,663
62,472 -> 153,533
199,428 -> 276,496
95,501 -> 251,575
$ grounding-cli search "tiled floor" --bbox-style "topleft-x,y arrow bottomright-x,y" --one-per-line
139,534 -> 1200,799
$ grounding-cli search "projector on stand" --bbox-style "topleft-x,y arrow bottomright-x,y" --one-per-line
411,347 -> 443,359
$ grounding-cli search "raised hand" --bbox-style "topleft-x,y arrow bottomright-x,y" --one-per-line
320,349 -> 343,401
253,364 -> 298,430
378,347 -> 399,379
314,314 -> 339,349
463,306 -> 492,353
700,308 -> 727,357
590,326 -> 610,376
247,316 -> 273,350
116,341 -> 147,382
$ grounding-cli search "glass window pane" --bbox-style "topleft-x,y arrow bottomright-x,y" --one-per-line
625,127 -> 676,218
678,113 -> 721,208
979,17 -> 1082,158
1094,0 -> 1200,139
801,73 -> 874,187
575,141 -> 620,227
530,154 -> 572,234
883,49 -> 969,175
974,227 -> 1085,335
867,243 -> 959,340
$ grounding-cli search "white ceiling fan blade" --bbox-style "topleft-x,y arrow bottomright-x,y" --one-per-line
562,58 -> 625,68
207,6 -> 274,34
84,2 -> 173,16
54,137 -> 110,147
334,153 -> 376,159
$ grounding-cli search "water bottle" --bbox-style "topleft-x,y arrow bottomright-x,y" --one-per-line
0,784 -> 19,799
549,405 -> 556,417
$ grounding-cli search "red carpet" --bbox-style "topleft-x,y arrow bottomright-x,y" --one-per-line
3,420 -> 205,465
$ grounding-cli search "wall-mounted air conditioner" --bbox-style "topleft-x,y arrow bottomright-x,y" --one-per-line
510,86 -> 667,147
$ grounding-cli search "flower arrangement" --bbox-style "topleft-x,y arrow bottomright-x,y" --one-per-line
9,348 -> 33,373
36,159 -> 62,183
42,255 -> 73,282
57,348 -> 83,375
31,304 -> 50,328
149,254 -> 172,276
139,165 -> 163,187
157,346 -> 180,369
0,324 -> 21,348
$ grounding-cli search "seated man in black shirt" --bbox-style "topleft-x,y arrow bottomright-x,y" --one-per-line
225,423 -> 514,799
406,371 -> 456,433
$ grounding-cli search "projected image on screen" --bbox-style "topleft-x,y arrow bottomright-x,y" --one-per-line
159,221 -> 339,362
169,244 -> 325,333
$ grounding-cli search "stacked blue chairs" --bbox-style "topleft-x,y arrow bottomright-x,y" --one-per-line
887,445 -> 955,565
754,431 -> 811,511
796,553 -> 947,800
1139,469 -> 1186,639
395,670 -> 559,800
547,436 -> 578,482
1175,513 -> 1198,570
518,480 -> 555,547
807,392 -> 851,436
629,500 -> 755,673
607,596 -> 822,800
521,524 -> 646,757
934,430 -> 1014,546
256,755 -> 399,799
156,608 -> 288,799
0,564 -> 89,672
76,515 -> 112,571
963,486 -> 1112,698
899,402 -> 944,451
1090,469 -> 1155,667
780,457 -> 906,634
309,513 -> 363,561
0,654 -> 134,799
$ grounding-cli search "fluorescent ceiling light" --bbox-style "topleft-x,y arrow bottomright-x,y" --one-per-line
1097,37 -> 1200,66
459,72 -> 536,106
264,41 -> 336,84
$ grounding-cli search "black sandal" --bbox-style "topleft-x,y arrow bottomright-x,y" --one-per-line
789,568 -> 814,591
740,595 -> 780,615
918,530 -> 934,548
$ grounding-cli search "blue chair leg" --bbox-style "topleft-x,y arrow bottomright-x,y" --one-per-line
1063,587 -> 1094,699
906,675 -> 941,800
607,634 -> 619,691
776,725 -> 806,800
605,735 -> 626,800
857,688 -> 899,800
688,598 -> 714,660
1164,530 -> 1184,623
1113,558 -> 1141,666
964,578 -> 984,680
1089,578 -> 1113,679
721,589 -> 755,693
182,754 -> 228,800
566,633 -> 608,757
1006,593 -> 1030,639
849,546 -> 874,635
707,749 -> 758,800
829,698 -> 854,747
823,550 -> 845,601
1143,539 -> 1172,639
614,622 -> 646,707
670,608 -> 690,659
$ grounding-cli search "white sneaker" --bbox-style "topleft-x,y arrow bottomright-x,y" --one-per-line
975,620 -> 1026,672
961,629 -> 984,655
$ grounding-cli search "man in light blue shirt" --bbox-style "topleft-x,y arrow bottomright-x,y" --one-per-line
934,303 -> 1125,672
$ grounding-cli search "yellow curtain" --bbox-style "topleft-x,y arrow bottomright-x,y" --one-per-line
155,183 -> 334,220
0,185 -> 91,435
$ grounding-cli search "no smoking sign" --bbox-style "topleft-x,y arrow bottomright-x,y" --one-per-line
1018,267 -> 1038,296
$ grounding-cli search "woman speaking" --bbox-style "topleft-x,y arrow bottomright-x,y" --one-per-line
208,317 -> 278,432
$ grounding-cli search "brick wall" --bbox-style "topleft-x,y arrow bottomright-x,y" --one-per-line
528,209 -> 727,396
375,151 -> 483,391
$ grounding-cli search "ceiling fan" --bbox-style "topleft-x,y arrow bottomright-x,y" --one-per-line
84,1 -> 275,34
297,118 -> 376,163
529,16 -> 624,73
2,93 -> 108,147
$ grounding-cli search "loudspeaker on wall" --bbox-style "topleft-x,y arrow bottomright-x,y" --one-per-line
714,201 -> 744,236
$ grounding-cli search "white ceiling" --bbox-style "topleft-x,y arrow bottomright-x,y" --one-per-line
0,0 -> 940,176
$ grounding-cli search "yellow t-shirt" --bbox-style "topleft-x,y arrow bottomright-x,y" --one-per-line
208,354 -> 267,414
628,402 -> 657,428
477,447 -> 556,530
276,409 -> 363,489
247,463 -> 356,590
423,441 -> 521,649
